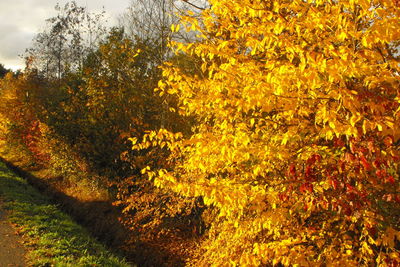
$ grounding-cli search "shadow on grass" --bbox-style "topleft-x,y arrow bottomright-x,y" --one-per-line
0,157 -> 187,267
0,158 -> 132,267
0,157 -> 128,244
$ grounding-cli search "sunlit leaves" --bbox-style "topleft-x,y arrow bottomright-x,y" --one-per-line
133,0 -> 400,265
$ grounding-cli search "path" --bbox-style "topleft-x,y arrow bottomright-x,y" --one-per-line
0,203 -> 27,267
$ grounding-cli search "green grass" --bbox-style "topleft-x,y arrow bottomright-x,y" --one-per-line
0,161 -> 133,267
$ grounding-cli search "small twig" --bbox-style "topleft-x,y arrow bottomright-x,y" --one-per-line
180,0 -> 206,11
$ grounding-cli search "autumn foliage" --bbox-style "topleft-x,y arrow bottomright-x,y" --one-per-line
1,0 -> 400,266
0,2 -> 199,264
133,0 -> 400,265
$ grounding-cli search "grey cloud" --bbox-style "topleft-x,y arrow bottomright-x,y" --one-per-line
0,0 -> 54,69
0,24 -> 33,58
0,0 -> 128,70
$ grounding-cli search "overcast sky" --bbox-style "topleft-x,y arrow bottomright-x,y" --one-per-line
0,0 -> 129,70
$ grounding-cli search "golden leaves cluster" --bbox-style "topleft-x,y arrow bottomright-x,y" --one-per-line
136,0 -> 400,265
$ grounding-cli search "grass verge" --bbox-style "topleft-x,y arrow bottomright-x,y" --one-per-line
0,160 -> 133,267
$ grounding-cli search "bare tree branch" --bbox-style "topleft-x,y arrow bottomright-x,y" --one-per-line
180,0 -> 206,10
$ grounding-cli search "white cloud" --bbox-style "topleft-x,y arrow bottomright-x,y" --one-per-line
0,0 -> 128,70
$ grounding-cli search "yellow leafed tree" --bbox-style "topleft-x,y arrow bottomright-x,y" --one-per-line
135,0 -> 400,265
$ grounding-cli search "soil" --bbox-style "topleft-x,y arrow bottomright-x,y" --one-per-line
0,204 -> 27,267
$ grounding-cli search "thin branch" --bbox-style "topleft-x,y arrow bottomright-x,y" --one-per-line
180,0 -> 206,10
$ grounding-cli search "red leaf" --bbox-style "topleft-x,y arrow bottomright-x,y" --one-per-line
360,156 -> 372,171
300,182 -> 313,193
288,164 -> 296,177
330,179 -> 339,190
386,175 -> 395,184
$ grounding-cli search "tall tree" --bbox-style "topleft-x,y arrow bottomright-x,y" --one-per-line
119,0 -> 175,68
119,0 -> 206,64
136,0 -> 400,265
26,1 -> 106,80
119,0 -> 206,128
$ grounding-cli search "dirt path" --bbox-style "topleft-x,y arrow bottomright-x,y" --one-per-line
0,204 -> 27,267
